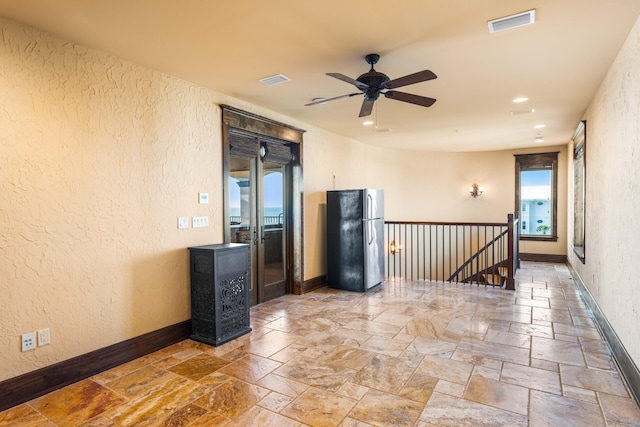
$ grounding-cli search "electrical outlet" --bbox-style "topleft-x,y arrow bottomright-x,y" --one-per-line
21,332 -> 36,352
38,328 -> 51,346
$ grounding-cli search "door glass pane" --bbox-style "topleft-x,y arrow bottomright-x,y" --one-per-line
520,169 -> 552,236
229,156 -> 257,304
263,162 -> 284,287
229,157 -> 252,244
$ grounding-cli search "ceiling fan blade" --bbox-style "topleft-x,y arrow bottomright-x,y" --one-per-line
383,70 -> 437,89
327,72 -> 369,89
359,99 -> 375,117
384,90 -> 436,107
304,92 -> 360,106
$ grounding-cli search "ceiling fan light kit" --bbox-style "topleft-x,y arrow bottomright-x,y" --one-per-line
306,53 -> 437,118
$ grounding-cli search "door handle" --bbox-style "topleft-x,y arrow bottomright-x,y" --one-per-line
253,228 -> 258,245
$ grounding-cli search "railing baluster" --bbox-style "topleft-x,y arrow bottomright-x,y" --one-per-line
422,227 -> 427,280
435,225 -> 438,282
462,226 -> 466,283
429,224 -> 433,280
491,226 -> 496,284
476,225 -> 480,285
441,225 -> 444,283
410,224 -> 414,281
382,218 -> 518,288
484,225 -> 487,287
393,223 -> 397,278
448,225 -> 451,283
455,226 -> 458,284
403,224 -> 407,280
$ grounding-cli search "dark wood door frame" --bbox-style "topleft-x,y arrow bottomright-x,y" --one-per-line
222,105 -> 305,297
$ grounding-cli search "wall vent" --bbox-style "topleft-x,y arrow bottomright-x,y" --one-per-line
259,74 -> 292,86
488,10 -> 536,33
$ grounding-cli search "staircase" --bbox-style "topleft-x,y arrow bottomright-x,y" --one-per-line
385,214 -> 519,290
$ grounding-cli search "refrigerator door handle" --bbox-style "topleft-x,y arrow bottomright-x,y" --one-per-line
367,220 -> 374,245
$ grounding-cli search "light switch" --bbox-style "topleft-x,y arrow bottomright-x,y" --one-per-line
199,193 -> 209,204
192,216 -> 209,228
178,217 -> 189,229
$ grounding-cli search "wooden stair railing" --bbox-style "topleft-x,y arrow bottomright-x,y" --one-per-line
447,229 -> 508,283
457,263 -> 508,286
384,213 -> 519,290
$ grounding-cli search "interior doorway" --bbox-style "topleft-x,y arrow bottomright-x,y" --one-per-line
228,143 -> 288,305
222,106 -> 304,306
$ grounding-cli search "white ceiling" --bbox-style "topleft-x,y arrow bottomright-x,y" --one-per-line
1,1 -> 639,152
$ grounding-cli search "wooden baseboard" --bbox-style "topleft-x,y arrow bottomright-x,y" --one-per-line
567,263 -> 640,405
0,320 -> 191,412
520,253 -> 567,263
301,275 -> 326,293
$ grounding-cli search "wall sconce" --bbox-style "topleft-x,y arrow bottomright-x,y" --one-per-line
390,240 -> 402,255
469,183 -> 484,198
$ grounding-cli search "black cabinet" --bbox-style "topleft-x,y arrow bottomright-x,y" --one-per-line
188,243 -> 251,346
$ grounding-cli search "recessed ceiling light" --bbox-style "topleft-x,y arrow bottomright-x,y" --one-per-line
362,120 -> 374,126
488,9 -> 536,33
513,97 -> 529,103
259,74 -> 291,86
373,128 -> 392,133
535,137 -> 544,143
534,124 -> 546,129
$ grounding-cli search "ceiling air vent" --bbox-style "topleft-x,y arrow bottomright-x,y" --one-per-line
488,9 -> 536,33
259,74 -> 291,86
511,109 -> 535,115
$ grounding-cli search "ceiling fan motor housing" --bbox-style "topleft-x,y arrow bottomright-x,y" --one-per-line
357,71 -> 390,100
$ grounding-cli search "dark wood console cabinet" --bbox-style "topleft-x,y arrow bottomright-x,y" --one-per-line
188,243 -> 251,346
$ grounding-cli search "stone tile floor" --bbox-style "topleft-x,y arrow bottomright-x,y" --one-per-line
2,262 -> 640,426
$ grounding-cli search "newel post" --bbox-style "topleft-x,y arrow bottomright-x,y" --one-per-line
505,213 -> 516,290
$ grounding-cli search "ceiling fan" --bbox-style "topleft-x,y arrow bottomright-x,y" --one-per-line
305,53 -> 437,118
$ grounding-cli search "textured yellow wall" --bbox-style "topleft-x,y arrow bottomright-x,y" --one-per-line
0,18 -> 355,379
1,16 -> 569,381
568,15 -> 640,366
0,19 -> 231,380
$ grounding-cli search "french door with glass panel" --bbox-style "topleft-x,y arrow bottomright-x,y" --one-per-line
228,133 -> 290,305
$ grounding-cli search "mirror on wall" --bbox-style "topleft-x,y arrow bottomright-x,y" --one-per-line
572,120 -> 586,263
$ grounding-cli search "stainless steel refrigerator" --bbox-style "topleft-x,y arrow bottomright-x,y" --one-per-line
326,189 -> 385,291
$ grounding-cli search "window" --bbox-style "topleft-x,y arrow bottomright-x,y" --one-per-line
515,152 -> 558,241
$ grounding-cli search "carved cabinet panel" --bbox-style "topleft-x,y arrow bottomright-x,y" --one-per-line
188,243 -> 251,346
